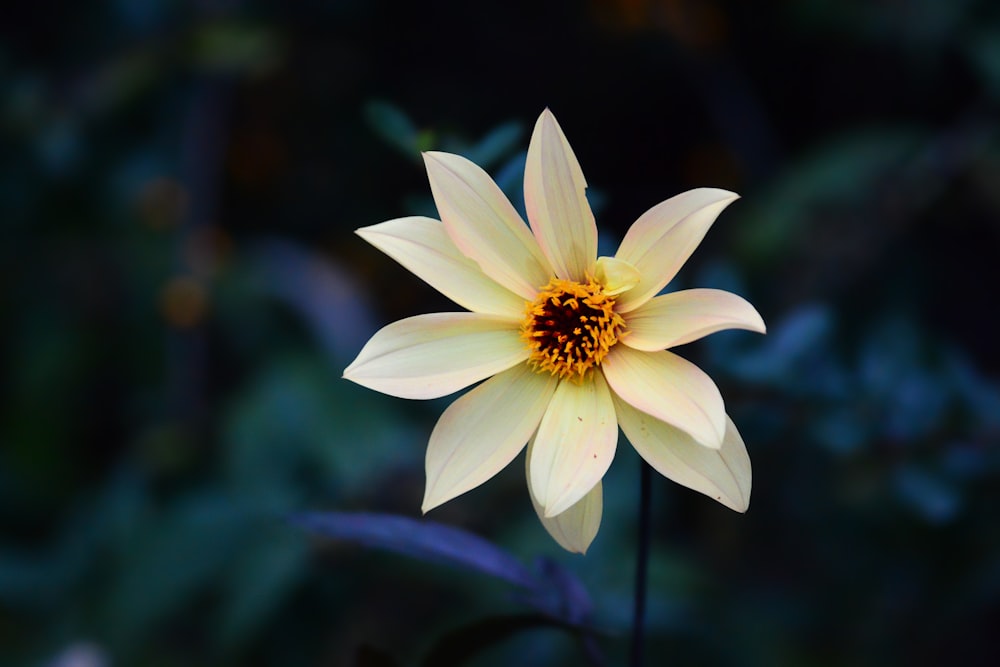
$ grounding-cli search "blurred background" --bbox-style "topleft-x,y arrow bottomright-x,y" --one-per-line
3,0 -> 1000,665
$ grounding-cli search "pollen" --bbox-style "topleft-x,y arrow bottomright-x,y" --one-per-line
521,276 -> 627,381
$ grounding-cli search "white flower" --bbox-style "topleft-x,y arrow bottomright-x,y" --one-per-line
344,109 -> 765,553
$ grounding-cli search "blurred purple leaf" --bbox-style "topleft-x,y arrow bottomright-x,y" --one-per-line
291,511 -> 539,589
519,557 -> 594,625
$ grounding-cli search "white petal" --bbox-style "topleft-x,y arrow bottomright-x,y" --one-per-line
615,398 -> 751,512
343,313 -> 527,399
422,364 -> 557,512
357,217 -> 527,318
614,188 -> 740,313
527,439 -> 602,554
524,109 -> 598,282
601,346 -> 725,449
528,372 -> 617,517
423,151 -> 552,300
623,288 -> 766,351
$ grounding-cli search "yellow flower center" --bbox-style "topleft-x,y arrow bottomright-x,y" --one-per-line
521,276 -> 627,381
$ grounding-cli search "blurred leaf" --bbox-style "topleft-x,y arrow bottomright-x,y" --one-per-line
0,467 -> 145,610
967,29 -> 1000,100
222,353 -> 416,501
859,316 -> 952,442
462,121 -> 523,170
292,511 -> 539,589
724,304 -> 845,396
35,116 -> 83,175
492,151 -> 527,217
736,128 -> 922,263
893,465 -> 961,524
809,407 -> 869,456
216,525 -> 308,650
945,349 -> 1000,435
419,614 -> 600,667
189,21 -> 282,76
245,238 -> 377,363
364,101 -> 424,159
105,493 -> 246,650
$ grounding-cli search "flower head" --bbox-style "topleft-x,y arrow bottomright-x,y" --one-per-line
344,109 -> 765,553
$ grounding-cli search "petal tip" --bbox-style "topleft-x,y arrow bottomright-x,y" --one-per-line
690,187 -> 741,208
700,433 -> 724,450
729,495 -> 750,513
420,491 -> 442,515
421,151 -> 449,168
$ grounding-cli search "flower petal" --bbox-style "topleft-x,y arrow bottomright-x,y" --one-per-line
527,439 -> 602,554
594,256 -> 641,296
529,372 -> 617,517
602,346 -> 725,449
615,398 -> 751,512
614,188 -> 740,313
524,109 -> 598,282
422,363 -> 557,513
623,288 -> 766,351
423,151 -> 552,299
357,217 -> 527,318
343,313 -> 527,399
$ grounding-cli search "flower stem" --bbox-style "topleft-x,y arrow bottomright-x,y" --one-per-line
629,459 -> 653,666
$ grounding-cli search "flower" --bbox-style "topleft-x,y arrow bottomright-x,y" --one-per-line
344,109 -> 765,553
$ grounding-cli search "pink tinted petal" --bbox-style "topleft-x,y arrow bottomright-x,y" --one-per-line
422,364 -> 557,512
528,372 -> 617,517
343,313 -> 527,399
623,288 -> 766,351
357,217 -> 527,318
423,151 -> 552,299
614,188 -> 739,313
524,109 -> 598,281
601,346 -> 725,449
615,398 -> 751,511
527,440 -> 603,554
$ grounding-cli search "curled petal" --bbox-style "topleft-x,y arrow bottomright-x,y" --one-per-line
423,364 -> 557,513
529,372 -> 617,517
594,256 -> 641,296
527,441 -> 603,555
423,151 -> 552,300
524,109 -> 598,282
602,346 -> 725,449
623,288 -> 766,351
615,398 -> 751,512
357,217 -> 527,318
614,188 -> 740,313
343,313 -> 527,399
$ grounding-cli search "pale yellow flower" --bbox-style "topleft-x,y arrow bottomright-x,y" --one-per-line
344,109 -> 765,553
